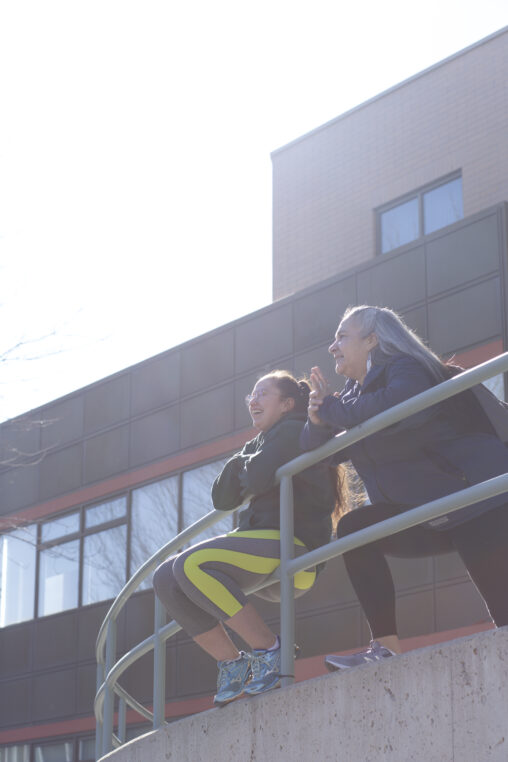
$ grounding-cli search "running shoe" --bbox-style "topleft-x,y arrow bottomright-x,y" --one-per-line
325,640 -> 396,671
244,643 -> 282,695
213,651 -> 252,706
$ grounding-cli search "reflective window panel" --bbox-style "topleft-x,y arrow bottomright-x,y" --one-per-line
78,738 -> 95,761
41,512 -> 80,543
182,459 -> 233,543
0,746 -> 30,762
34,742 -> 73,762
380,197 -> 419,253
131,477 -> 179,589
423,177 -> 463,235
483,372 -> 506,401
85,496 -> 127,529
82,525 -> 127,605
38,539 -> 79,616
0,525 -> 36,627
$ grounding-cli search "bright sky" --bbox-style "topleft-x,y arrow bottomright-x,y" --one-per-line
1,1 -> 507,422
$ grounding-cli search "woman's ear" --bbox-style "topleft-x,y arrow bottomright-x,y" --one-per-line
367,332 -> 378,350
283,397 -> 296,413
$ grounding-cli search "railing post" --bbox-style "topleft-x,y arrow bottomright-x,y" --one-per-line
117,697 -> 127,743
153,596 -> 167,728
102,619 -> 117,757
95,662 -> 104,761
279,474 -> 295,688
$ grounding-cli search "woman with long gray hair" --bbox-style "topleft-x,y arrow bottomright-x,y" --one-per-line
302,304 -> 508,668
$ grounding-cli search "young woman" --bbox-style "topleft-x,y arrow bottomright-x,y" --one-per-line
153,370 -> 341,704
302,305 -> 508,669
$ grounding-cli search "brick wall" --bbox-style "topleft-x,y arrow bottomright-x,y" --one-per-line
272,27 -> 508,299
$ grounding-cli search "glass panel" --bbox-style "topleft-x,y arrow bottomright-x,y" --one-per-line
39,539 -> 79,616
182,459 -> 232,544
131,477 -> 179,590
41,512 -> 80,542
82,525 -> 127,605
0,745 -> 30,762
423,177 -> 463,234
78,738 -> 95,761
380,197 -> 419,253
85,497 -> 127,528
0,525 -> 36,627
483,372 -> 505,401
34,742 -> 73,762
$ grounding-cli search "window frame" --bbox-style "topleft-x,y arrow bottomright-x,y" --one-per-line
0,453 -> 236,628
376,172 -> 463,256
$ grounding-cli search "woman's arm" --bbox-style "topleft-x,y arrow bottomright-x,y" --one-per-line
211,438 -> 258,511
239,420 -> 303,495
318,355 -> 436,430
300,419 -> 335,450
211,454 -> 249,510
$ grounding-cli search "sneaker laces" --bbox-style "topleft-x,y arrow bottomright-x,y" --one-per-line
217,652 -> 250,690
250,649 -> 280,681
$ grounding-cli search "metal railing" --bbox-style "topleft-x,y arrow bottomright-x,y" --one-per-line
95,352 -> 508,759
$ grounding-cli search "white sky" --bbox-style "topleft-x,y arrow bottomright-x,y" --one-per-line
1,1 -> 507,422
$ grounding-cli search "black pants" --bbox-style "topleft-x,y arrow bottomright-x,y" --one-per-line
336,503 -> 508,638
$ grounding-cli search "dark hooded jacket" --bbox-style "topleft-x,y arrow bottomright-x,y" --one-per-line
300,351 -> 508,530
212,411 -> 335,550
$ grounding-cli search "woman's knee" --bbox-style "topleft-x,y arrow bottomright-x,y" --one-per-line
153,559 -> 180,604
336,509 -> 367,539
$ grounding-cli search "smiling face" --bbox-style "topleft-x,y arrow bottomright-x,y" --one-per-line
328,316 -> 378,383
246,376 -> 295,432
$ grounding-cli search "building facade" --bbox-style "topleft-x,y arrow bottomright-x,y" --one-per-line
1,25 -> 508,762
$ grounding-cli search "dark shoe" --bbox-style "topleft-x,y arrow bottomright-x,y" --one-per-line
325,640 -> 396,671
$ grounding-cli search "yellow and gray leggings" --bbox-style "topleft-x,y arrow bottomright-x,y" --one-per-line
152,529 -> 316,637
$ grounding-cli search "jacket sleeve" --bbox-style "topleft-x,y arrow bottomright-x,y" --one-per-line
211,439 -> 257,511
300,420 -> 335,450
317,356 -> 436,431
239,420 -> 304,495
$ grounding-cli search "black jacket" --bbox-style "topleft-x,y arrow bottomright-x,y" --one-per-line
212,412 -> 335,550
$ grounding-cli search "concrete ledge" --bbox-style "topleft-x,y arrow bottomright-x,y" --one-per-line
103,627 -> 508,762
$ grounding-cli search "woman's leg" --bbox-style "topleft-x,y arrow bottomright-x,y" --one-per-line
171,529 -> 314,648
449,504 -> 508,627
337,504 -> 453,649
154,530 -> 314,652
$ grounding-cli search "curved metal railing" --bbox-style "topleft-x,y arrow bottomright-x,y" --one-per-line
95,352 -> 508,759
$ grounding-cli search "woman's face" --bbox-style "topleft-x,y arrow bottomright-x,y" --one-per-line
246,377 -> 293,432
328,317 -> 377,382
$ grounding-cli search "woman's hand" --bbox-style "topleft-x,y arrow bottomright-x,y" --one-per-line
308,366 -> 329,425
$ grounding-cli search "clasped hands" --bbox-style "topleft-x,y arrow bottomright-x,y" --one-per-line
308,366 -> 332,426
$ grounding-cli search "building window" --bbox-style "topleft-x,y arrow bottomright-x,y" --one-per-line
39,538 -> 80,616
182,459 -> 233,544
0,746 -> 30,762
34,742 -> 73,762
131,476 -> 179,590
379,174 -> 463,254
0,525 -> 37,627
0,455 -> 234,627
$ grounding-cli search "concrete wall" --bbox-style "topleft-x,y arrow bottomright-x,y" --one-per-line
103,627 -> 508,762
272,26 -> 508,299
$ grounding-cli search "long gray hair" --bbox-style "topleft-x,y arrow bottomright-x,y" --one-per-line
342,305 -> 447,382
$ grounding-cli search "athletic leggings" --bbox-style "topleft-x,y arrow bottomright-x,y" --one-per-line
152,529 -> 316,637
336,503 -> 508,638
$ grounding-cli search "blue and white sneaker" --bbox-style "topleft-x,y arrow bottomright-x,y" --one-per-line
213,651 -> 252,706
244,641 -> 282,695
325,640 -> 396,671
